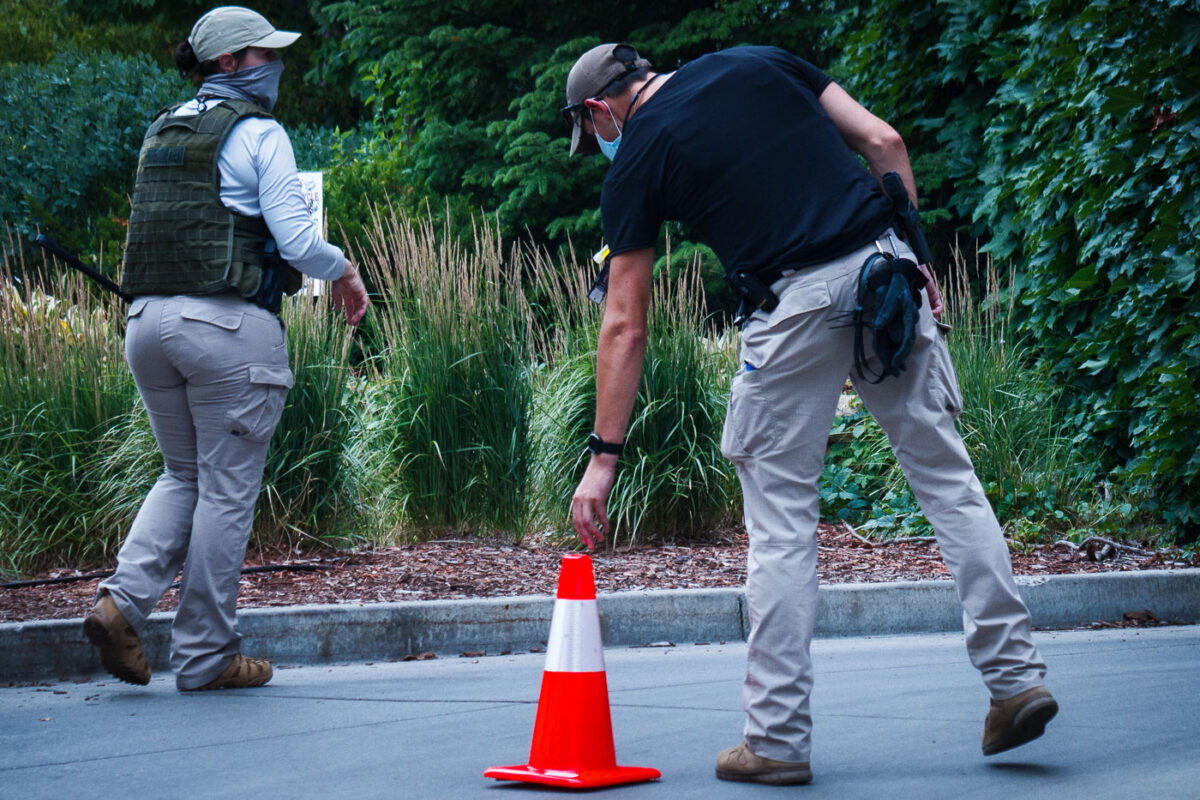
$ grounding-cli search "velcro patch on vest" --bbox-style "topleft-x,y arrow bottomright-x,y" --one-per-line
142,146 -> 187,167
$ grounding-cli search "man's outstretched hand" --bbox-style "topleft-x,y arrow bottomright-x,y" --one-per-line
332,260 -> 370,326
571,455 -> 618,551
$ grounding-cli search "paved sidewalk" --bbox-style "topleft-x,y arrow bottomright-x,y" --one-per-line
3,626 -> 1198,799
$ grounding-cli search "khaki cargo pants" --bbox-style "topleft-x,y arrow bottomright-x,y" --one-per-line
721,232 -> 1047,763
100,294 -> 293,690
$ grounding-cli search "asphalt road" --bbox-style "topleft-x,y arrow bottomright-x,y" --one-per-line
3,626 -> 1197,799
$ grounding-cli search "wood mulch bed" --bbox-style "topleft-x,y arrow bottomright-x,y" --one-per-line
2,524 -> 1194,625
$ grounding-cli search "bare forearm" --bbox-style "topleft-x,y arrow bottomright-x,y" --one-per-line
820,82 -> 919,208
570,248 -> 654,548
593,315 -> 648,443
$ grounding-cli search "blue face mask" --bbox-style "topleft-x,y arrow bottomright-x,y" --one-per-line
592,100 -> 621,161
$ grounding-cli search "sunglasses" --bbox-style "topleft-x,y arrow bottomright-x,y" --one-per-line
559,100 -> 589,127
559,45 -> 642,127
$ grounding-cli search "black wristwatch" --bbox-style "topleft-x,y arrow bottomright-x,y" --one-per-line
586,433 -> 625,457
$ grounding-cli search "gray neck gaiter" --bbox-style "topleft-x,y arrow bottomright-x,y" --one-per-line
197,60 -> 284,112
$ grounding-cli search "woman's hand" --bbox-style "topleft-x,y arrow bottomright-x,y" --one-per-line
332,260 -> 370,326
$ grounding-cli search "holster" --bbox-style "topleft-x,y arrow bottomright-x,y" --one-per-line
252,240 -> 304,314
729,268 -> 781,328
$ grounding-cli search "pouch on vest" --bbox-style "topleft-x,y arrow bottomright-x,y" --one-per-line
853,252 -> 927,383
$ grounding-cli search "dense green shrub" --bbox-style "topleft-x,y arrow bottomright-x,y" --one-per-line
0,49 -> 185,267
0,0 -> 180,67
978,0 -> 1200,533
835,0 -> 1200,535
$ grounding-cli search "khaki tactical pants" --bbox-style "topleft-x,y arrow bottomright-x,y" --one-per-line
721,232 -> 1047,763
100,294 -> 293,690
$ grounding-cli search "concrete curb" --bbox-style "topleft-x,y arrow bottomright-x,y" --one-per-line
3,569 -> 1198,683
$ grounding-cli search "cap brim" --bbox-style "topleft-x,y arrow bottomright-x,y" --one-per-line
251,30 -> 301,50
569,122 -> 599,156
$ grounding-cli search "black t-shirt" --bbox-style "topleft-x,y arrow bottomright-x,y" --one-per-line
601,46 -> 895,275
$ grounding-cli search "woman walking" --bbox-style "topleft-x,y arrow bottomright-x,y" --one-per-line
83,6 -> 368,691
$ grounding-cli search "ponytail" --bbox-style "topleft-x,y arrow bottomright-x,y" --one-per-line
174,40 -> 225,78
174,40 -> 198,76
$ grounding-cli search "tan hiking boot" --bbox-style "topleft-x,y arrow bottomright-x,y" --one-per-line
189,653 -> 273,691
83,591 -> 150,686
982,686 -> 1058,756
715,742 -> 812,785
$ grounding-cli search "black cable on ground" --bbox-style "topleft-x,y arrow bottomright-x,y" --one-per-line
1,563 -> 328,590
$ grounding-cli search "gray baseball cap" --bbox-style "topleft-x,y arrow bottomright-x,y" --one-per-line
562,43 -> 651,155
189,6 -> 301,64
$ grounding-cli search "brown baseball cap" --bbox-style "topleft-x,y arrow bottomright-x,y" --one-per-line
563,43 -> 651,155
189,6 -> 301,64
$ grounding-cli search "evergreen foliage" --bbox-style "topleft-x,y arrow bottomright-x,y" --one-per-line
317,0 -> 834,255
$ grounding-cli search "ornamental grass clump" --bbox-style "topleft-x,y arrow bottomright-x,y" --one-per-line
0,238 -> 137,575
354,207 -> 534,537
940,247 -> 1110,540
256,291 -> 362,548
531,251 -> 739,546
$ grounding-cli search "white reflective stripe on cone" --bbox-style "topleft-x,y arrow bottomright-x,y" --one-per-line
543,598 -> 605,673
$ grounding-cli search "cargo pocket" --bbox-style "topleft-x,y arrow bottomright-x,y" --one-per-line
721,372 -> 750,463
225,365 -> 294,443
720,368 -> 777,463
742,279 -> 832,369
767,280 -> 832,329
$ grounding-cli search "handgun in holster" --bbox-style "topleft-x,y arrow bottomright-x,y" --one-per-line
729,268 -> 780,329
881,172 -> 933,266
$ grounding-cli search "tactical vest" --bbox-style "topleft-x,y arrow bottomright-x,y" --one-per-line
122,98 -> 302,300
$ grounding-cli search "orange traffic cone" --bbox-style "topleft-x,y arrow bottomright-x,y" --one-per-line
484,553 -> 661,789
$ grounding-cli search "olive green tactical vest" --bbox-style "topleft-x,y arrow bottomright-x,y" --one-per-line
122,98 -> 302,299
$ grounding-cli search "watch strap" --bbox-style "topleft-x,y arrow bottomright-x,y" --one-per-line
587,433 -> 625,457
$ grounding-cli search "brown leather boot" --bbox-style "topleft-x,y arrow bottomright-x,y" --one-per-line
189,653 -> 273,691
982,685 -> 1058,756
83,591 -> 150,686
715,742 -> 812,785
